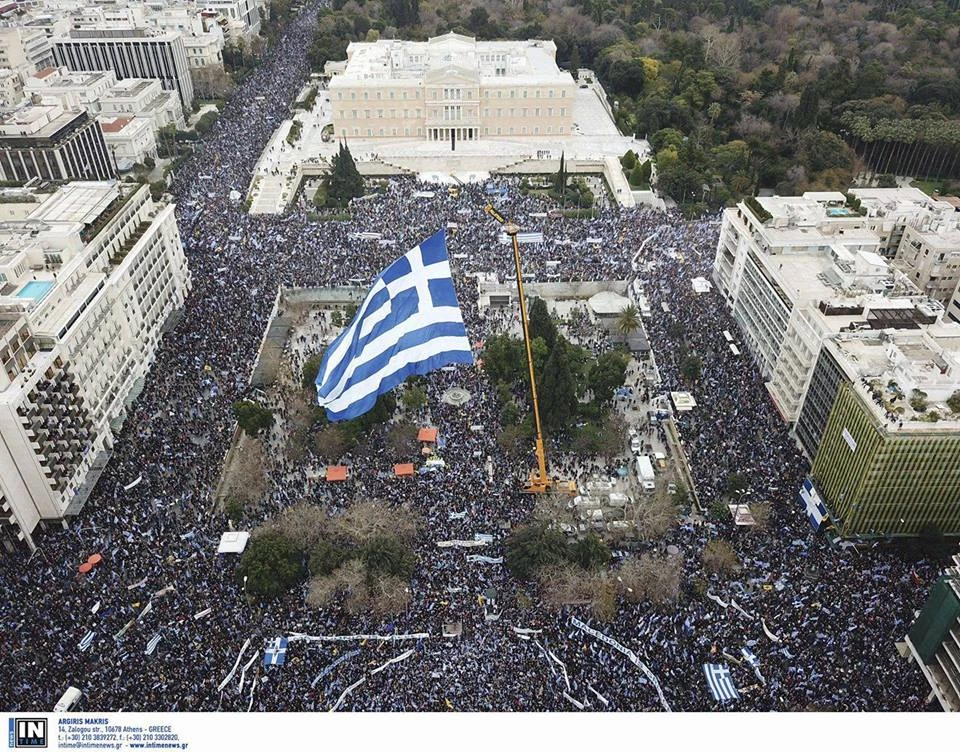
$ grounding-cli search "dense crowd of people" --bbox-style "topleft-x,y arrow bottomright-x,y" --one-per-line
0,1 -> 942,714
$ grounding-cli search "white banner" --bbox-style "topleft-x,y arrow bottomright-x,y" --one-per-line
706,591 -> 729,609
237,651 -> 259,694
287,632 -> 429,643
123,475 -> 143,491
369,648 -> 415,675
570,617 -> 671,712
588,684 -> 610,707
311,649 -> 361,688
563,692 -> 584,709
730,598 -> 754,620
762,619 -> 781,643
466,555 -> 503,564
330,677 -> 366,713
511,627 -> 543,635
218,638 -> 252,693
436,540 -> 487,548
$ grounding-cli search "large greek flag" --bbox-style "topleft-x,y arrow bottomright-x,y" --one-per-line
703,663 -> 739,703
316,230 -> 473,420
798,478 -> 828,531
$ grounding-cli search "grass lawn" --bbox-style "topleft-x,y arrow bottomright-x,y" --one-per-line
911,178 -> 955,197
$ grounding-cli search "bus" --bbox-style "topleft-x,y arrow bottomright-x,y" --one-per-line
54,686 -> 82,712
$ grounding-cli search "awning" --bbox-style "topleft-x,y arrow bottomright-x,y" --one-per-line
417,427 -> 438,443
394,463 -> 415,477
326,465 -> 348,482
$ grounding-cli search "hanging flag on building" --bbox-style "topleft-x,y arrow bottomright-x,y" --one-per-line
798,478 -> 828,530
703,663 -> 739,703
263,637 -> 288,667
315,230 -> 473,421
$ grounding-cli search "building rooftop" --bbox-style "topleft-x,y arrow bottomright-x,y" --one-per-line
27,181 -> 120,225
332,33 -> 573,87
827,327 -> 960,430
99,116 -> 132,133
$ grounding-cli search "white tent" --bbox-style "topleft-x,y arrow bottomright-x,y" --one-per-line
217,531 -> 250,554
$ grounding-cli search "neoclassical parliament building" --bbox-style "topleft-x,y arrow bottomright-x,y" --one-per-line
325,32 -> 576,143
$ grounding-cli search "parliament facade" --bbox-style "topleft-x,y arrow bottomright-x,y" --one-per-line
326,33 -> 576,143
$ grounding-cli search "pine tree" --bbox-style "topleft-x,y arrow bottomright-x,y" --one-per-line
554,152 -> 567,193
325,141 -> 364,208
570,45 -> 581,77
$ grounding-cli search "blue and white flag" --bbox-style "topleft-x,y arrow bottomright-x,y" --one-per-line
145,633 -> 163,656
78,630 -> 95,652
703,663 -> 739,703
798,478 -> 828,530
315,231 -> 473,421
741,646 -> 765,684
263,637 -> 288,667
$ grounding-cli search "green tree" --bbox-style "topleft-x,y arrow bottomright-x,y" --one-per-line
401,384 -> 428,412
324,141 -> 364,208
309,539 -> 352,576
482,336 -> 525,387
569,44 -> 581,77
554,151 -> 568,194
539,342 -> 578,434
615,304 -> 641,335
505,524 -> 569,580
621,149 -> 638,170
679,353 -> 702,382
361,535 -> 416,581
793,83 -> 820,129
568,534 -> 612,570
528,297 -> 558,350
233,400 -> 273,436
236,533 -> 306,599
947,390 -> 960,414
302,352 -> 323,390
588,350 -> 629,405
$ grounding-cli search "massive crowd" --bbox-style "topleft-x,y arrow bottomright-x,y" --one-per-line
0,1 -> 942,714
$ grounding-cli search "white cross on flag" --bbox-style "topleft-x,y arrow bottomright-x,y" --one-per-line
263,637 -> 288,667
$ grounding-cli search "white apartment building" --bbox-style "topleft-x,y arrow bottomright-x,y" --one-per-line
0,180 -> 190,552
0,67 -> 23,110
98,115 -> 156,168
0,25 -> 54,79
894,223 -> 960,304
52,28 -> 194,109
147,7 -> 225,69
848,187 -> 956,257
23,66 -> 118,114
713,191 -> 944,423
100,77 -> 185,131
202,0 -> 260,37
327,33 -> 576,143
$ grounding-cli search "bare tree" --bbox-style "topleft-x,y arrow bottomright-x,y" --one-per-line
631,493 -> 679,540
220,434 -> 268,508
385,421 -> 419,459
749,501 -> 773,531
617,553 -> 682,608
702,539 -> 741,577
327,500 -> 420,545
256,501 -> 328,553
191,65 -> 235,99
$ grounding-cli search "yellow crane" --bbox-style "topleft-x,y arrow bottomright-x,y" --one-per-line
483,203 -> 574,494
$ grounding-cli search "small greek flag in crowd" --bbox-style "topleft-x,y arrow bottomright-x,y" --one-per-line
798,478 -> 828,531
315,231 -> 473,421
263,637 -> 288,667
145,633 -> 163,656
78,630 -> 95,652
741,646 -> 760,669
703,663 -> 739,703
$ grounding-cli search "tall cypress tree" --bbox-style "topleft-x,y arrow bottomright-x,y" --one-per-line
325,141 -> 364,208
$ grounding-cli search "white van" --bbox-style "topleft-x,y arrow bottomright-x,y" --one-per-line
54,686 -> 82,712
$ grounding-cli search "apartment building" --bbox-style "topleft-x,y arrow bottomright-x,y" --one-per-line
100,77 -> 185,131
0,104 -> 114,182
327,33 -> 575,143
0,180 -> 190,552
0,67 -> 23,109
794,326 -> 960,539
51,28 -> 194,109
0,25 -> 54,79
894,223 -> 960,304
23,66 -> 118,114
712,191 -> 943,423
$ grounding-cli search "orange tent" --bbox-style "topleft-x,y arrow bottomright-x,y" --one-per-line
325,465 -> 348,482
394,463 -> 415,477
417,427 -> 438,443
87,553 -> 103,567
78,562 -> 93,574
